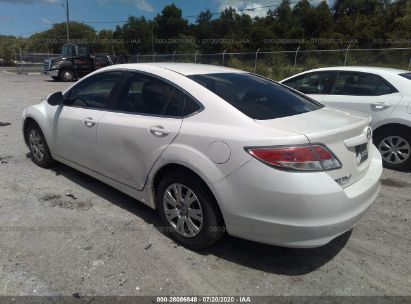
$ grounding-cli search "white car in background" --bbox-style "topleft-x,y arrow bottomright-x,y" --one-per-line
281,67 -> 411,170
23,63 -> 382,249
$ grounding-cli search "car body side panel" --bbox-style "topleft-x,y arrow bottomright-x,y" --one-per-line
146,114 -> 309,188
321,93 -> 403,129
52,106 -> 106,171
23,102 -> 56,150
96,112 -> 183,191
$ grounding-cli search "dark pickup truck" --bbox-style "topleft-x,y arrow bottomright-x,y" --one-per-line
43,43 -> 113,81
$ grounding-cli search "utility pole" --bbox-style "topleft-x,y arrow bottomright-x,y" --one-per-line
151,21 -> 154,54
65,0 -> 70,43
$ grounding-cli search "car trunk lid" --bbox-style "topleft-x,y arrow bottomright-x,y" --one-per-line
255,107 -> 373,188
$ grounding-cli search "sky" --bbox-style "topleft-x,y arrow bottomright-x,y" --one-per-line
0,0 -> 330,37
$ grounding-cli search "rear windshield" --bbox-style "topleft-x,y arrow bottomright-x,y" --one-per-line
399,73 -> 411,80
188,73 -> 323,120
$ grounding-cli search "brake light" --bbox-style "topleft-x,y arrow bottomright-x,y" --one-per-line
246,145 -> 341,171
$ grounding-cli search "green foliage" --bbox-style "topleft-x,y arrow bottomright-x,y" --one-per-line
24,22 -> 97,53
1,0 -> 410,71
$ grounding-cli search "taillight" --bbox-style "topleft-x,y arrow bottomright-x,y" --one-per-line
246,145 -> 341,171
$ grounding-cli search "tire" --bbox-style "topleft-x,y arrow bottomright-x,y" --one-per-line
51,76 -> 59,81
374,126 -> 411,170
26,122 -> 54,168
156,170 -> 225,250
59,69 -> 75,82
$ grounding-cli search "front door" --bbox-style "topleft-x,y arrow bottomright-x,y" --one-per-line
73,45 -> 94,76
53,71 -> 124,171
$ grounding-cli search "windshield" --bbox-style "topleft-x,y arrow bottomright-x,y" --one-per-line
188,73 -> 323,120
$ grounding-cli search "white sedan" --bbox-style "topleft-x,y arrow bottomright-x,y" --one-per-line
23,63 -> 382,249
281,66 -> 411,170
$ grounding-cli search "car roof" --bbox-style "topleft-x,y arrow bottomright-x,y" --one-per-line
305,66 -> 408,75
104,62 -> 246,76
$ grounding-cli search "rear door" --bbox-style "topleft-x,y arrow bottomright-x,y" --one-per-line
54,71 -> 124,171
321,71 -> 403,127
282,71 -> 337,103
96,71 -> 190,190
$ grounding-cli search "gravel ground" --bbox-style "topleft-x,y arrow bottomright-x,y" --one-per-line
0,69 -> 410,297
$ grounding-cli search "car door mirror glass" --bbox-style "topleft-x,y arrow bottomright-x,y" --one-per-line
47,91 -> 63,106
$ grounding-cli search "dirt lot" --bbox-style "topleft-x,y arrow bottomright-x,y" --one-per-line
0,69 -> 410,297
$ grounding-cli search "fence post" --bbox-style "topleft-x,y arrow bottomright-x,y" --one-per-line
172,50 -> 176,62
136,53 -> 140,63
254,48 -> 260,73
18,48 -> 24,74
222,49 -> 227,66
194,50 -> 199,63
344,43 -> 351,66
152,52 -> 156,62
294,46 -> 300,69
408,57 -> 411,71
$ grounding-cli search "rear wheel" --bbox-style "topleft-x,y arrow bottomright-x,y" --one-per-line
156,171 -> 225,250
26,123 -> 54,168
59,69 -> 75,82
374,127 -> 411,170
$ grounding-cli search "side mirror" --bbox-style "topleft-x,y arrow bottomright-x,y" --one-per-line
47,91 -> 63,106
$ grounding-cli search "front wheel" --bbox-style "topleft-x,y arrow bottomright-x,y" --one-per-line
26,123 -> 54,168
156,171 -> 225,250
59,69 -> 75,82
374,127 -> 411,170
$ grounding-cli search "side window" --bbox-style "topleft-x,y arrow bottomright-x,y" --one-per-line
77,46 -> 89,57
331,72 -> 396,96
284,72 -> 335,94
66,71 -> 123,109
375,78 -> 398,95
183,95 -> 201,116
117,72 -> 199,117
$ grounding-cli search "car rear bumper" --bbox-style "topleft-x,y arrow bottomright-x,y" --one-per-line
211,145 -> 382,248
43,70 -> 59,77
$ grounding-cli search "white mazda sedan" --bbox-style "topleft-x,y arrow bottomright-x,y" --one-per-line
23,63 -> 382,249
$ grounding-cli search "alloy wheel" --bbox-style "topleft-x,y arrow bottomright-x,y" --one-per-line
29,129 -> 45,162
378,135 -> 411,165
163,183 -> 203,238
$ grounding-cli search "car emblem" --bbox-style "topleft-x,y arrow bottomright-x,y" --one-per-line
365,127 -> 372,140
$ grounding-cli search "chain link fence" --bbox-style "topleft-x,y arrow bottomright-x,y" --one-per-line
8,48 -> 411,80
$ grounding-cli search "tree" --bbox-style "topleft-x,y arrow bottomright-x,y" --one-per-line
26,22 -> 97,53
154,4 -> 190,53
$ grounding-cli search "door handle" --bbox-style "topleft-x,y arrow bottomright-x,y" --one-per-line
371,102 -> 391,110
83,117 -> 96,127
149,126 -> 170,137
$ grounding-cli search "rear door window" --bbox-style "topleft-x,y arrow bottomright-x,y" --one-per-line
332,72 -> 397,96
283,72 -> 336,94
188,73 -> 322,120
114,72 -> 200,117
